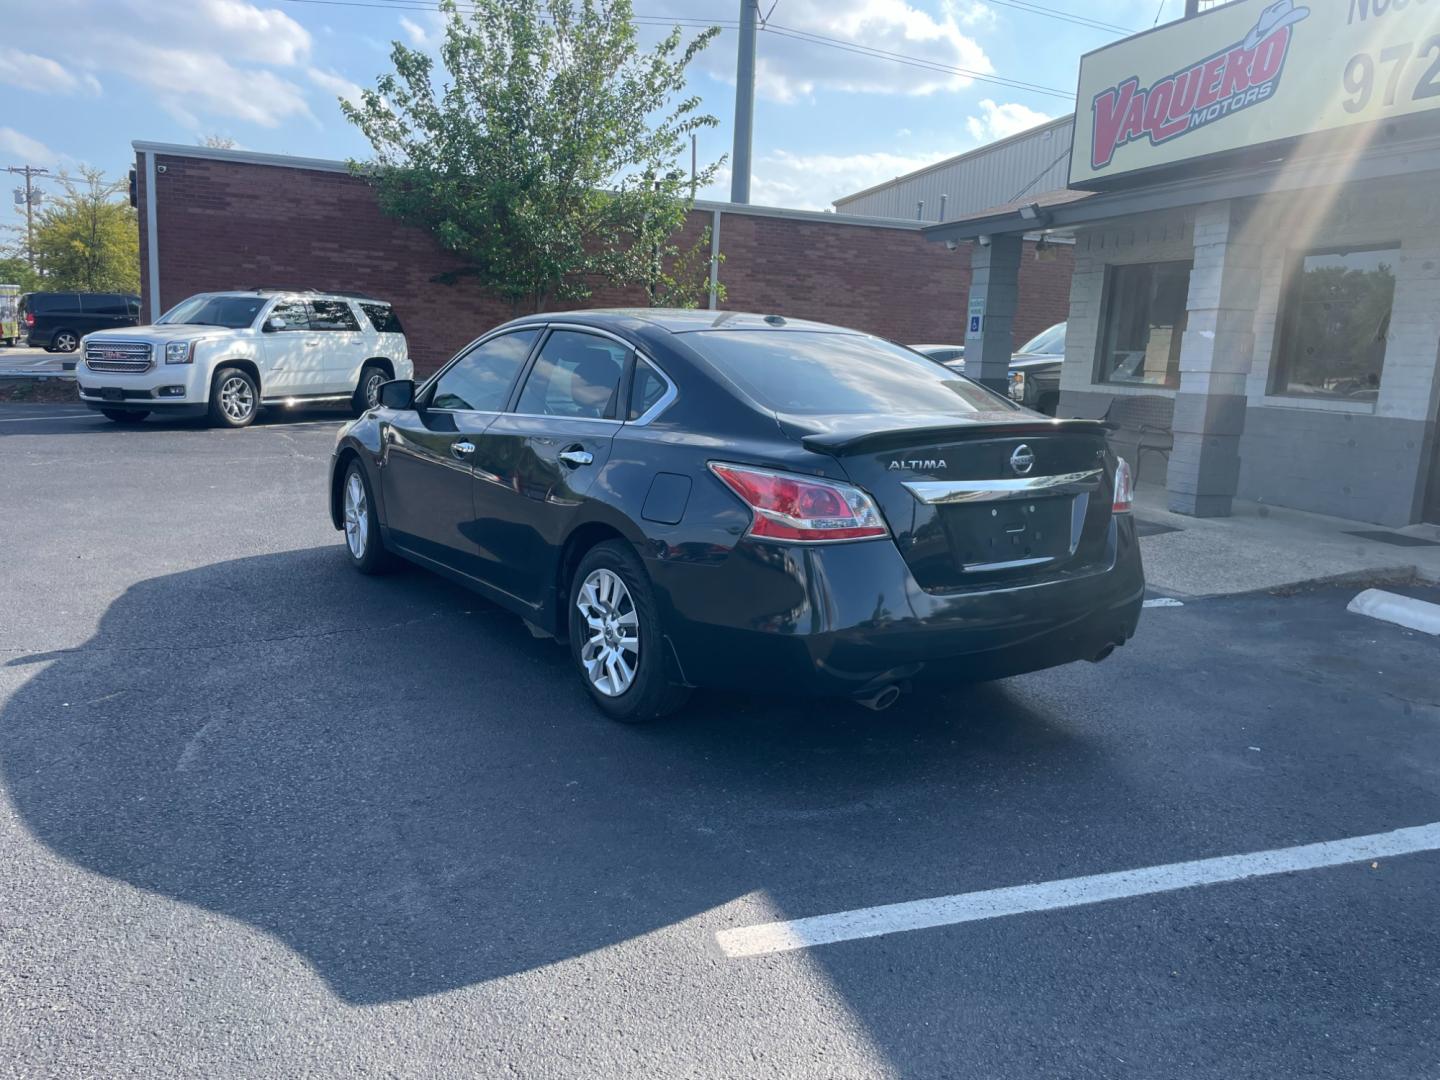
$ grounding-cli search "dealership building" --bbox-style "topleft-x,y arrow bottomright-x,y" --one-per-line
920,0 -> 1440,527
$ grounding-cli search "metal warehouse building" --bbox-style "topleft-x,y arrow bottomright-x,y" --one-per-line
834,117 -> 1074,223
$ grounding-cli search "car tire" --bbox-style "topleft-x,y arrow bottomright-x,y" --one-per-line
51,329 -> 80,353
568,539 -> 690,723
340,459 -> 394,574
208,366 -> 259,428
101,409 -> 149,424
353,362 -> 389,416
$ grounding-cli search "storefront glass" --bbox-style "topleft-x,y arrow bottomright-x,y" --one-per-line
1270,246 -> 1396,403
1095,261 -> 1191,388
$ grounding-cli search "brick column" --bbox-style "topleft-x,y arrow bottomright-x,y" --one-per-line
1165,201 -> 1261,517
965,234 -> 1022,392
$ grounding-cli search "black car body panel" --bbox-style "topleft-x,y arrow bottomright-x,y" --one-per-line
19,291 -> 141,349
331,309 -> 1142,699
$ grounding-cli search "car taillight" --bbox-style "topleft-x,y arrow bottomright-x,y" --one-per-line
709,462 -> 890,543
1113,457 -> 1134,514
24,311 -> 34,326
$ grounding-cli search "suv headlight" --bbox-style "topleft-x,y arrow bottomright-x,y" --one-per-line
165,341 -> 195,365
1008,371 -> 1026,402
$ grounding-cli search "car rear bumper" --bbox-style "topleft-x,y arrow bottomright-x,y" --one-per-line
647,516 -> 1144,696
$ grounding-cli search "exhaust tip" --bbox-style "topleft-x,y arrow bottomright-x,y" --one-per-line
855,684 -> 903,712
1089,643 -> 1116,664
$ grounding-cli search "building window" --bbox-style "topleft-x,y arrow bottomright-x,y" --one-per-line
1095,261 -> 1191,388
1270,245 -> 1396,403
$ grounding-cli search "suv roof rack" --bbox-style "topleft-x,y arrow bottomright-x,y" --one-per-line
241,287 -> 387,302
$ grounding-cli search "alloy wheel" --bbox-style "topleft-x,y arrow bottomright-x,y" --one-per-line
219,375 -> 255,423
343,472 -> 368,558
576,568 -> 640,697
55,332 -> 78,352
364,371 -> 385,408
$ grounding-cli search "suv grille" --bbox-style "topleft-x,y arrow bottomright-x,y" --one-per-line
85,340 -> 153,373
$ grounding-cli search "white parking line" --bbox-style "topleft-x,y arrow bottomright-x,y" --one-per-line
714,820 -> 1440,958
1142,597 -> 1184,608
0,413 -> 95,423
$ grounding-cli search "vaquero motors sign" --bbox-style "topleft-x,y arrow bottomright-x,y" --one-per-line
1071,0 -> 1440,187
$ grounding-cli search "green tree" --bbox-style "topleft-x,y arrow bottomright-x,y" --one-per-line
0,256 -> 41,292
342,0 -> 721,313
32,168 -> 139,293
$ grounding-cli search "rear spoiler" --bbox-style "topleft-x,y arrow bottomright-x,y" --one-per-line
800,418 -> 1110,456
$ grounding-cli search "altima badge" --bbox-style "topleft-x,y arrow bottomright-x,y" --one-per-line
888,459 -> 947,471
1010,444 -> 1036,475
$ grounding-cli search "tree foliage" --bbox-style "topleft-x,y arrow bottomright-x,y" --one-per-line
30,168 -> 139,293
342,0 -> 722,312
0,256 -> 41,292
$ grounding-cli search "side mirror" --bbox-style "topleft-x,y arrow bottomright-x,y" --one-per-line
376,378 -> 415,410
263,317 -> 286,333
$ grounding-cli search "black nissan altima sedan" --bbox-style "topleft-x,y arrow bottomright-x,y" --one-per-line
328,309 -> 1143,722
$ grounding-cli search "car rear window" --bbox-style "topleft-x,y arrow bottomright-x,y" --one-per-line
359,302 -> 403,334
686,330 -> 1009,416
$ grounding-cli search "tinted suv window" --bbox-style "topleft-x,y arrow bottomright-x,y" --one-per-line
628,358 -> 669,420
687,331 -> 1012,416
359,302 -> 403,334
430,330 -> 539,411
309,300 -> 360,331
81,294 -> 128,315
515,330 -> 627,419
266,300 -> 310,331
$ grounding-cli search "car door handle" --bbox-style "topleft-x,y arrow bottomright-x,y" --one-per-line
451,440 -> 476,459
304,339 -> 321,347
558,448 -> 593,468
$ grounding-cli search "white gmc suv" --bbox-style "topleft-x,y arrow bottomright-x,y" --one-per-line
76,290 -> 413,427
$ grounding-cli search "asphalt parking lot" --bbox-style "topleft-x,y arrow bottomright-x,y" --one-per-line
2,403 -> 1439,1079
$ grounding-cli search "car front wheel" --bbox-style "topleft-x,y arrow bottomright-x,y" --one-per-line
568,540 -> 689,723
341,460 -> 393,574
208,366 -> 259,428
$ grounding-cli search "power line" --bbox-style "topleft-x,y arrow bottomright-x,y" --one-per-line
984,0 -> 1135,35
763,22 -> 1074,99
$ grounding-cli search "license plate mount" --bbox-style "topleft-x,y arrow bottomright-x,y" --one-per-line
100,387 -> 124,401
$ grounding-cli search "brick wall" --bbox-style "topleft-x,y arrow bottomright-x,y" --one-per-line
139,151 -> 1073,376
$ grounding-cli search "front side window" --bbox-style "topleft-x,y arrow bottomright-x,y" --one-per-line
308,300 -> 360,332
1096,262 -> 1191,387
515,330 -> 628,419
686,330 -> 1011,416
430,329 -> 539,412
1270,246 -> 1396,402
267,299 -> 311,332
158,294 -> 270,329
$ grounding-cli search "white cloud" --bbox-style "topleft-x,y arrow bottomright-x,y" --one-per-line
308,68 -> 365,110
0,128 -> 59,165
965,99 -> 1053,142
112,0 -> 314,66
650,0 -> 994,101
0,50 -> 101,96
113,43 -> 313,128
706,146 -> 967,211
399,16 -> 433,47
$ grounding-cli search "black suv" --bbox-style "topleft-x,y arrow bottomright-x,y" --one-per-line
19,292 -> 142,352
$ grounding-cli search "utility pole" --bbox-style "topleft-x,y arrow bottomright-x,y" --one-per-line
730,0 -> 758,204
1183,0 -> 1200,17
6,165 -> 50,272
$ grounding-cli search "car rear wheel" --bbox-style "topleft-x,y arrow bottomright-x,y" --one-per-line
341,460 -> 394,574
101,409 -> 149,424
353,362 -> 388,416
208,367 -> 258,428
568,540 -> 690,723
51,329 -> 80,353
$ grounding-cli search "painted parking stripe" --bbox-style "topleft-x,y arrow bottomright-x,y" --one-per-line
1347,589 -> 1440,636
0,413 -> 95,423
714,820 -> 1440,958
1143,597 -> 1184,608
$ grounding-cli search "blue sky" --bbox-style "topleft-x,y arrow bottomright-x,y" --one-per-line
0,0 -> 1177,213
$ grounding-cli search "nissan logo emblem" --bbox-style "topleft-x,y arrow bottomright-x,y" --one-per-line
1010,444 -> 1036,475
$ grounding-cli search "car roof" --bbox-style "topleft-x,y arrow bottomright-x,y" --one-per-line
199,289 -> 390,303
507,308 -> 866,336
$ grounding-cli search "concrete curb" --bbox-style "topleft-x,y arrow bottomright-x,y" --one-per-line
1347,589 -> 1440,636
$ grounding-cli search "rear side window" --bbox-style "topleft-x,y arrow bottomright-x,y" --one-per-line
359,302 -> 403,334
308,300 -> 360,331
686,331 -> 1013,416
430,329 -> 539,412
628,358 -> 670,420
515,330 -> 628,419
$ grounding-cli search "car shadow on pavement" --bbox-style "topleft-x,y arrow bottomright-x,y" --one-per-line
0,547 -> 1122,1011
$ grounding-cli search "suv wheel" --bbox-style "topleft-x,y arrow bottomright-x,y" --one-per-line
353,362 -> 389,416
568,540 -> 690,723
209,366 -> 259,428
52,329 -> 80,353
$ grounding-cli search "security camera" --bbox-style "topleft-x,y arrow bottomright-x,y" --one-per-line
977,234 -> 992,248
945,239 -> 958,252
